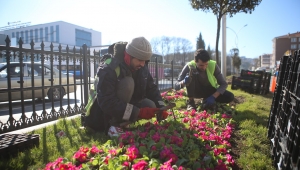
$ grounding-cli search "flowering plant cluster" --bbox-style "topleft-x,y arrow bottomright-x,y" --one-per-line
44,89 -> 236,170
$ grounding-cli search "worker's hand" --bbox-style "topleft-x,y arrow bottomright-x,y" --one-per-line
161,111 -> 169,119
183,75 -> 191,84
138,107 -> 159,120
204,95 -> 216,106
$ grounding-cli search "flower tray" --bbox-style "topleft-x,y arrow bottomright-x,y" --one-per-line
0,134 -> 39,158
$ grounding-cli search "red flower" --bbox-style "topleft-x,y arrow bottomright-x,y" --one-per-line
79,146 -> 89,153
73,151 -> 87,163
132,160 -> 148,170
126,145 -> 140,162
90,145 -> 101,155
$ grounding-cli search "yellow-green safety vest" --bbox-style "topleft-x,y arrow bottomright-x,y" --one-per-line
188,60 -> 218,88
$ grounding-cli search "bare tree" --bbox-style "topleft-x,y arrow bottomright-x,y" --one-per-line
150,37 -> 160,54
181,38 -> 193,66
162,36 -> 172,63
189,0 -> 262,66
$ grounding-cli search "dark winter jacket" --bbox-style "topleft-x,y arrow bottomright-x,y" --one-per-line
96,57 -> 165,124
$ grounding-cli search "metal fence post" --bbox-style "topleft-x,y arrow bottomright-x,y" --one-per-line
155,55 -> 159,85
82,44 -> 88,106
171,60 -> 174,89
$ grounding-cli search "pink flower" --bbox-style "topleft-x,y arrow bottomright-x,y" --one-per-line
132,160 -> 148,170
205,144 -> 212,150
226,154 -> 235,164
109,149 -> 117,156
152,133 -> 161,142
160,158 -> 173,170
90,145 -> 101,155
123,161 -> 130,167
160,147 -> 173,160
139,131 -> 148,138
73,151 -> 87,163
182,117 -> 189,123
151,145 -> 157,151
126,145 -> 140,161
215,159 -> 227,170
222,113 -> 231,118
167,153 -> 178,164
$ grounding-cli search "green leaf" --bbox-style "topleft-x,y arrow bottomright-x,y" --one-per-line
192,161 -> 201,169
118,155 -> 128,162
92,159 -> 99,166
176,158 -> 188,166
147,140 -> 156,148
149,158 -> 161,168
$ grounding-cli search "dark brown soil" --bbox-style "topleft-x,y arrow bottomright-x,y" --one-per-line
229,96 -> 246,170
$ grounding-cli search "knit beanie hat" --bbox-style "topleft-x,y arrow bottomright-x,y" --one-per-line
125,37 -> 152,61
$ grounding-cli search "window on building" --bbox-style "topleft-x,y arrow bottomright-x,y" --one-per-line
56,25 -> 59,43
40,28 -> 43,42
75,29 -> 91,47
12,32 -> 15,38
16,32 -> 19,40
291,37 -> 297,42
45,27 -> 48,41
30,30 -> 33,42
291,44 -> 297,49
50,26 -> 54,42
25,30 -> 28,43
35,29 -> 38,42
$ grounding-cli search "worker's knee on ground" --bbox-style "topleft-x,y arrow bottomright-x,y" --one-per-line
228,92 -> 234,103
140,98 -> 156,108
117,77 -> 134,102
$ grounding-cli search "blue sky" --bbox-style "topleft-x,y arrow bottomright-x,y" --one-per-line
0,0 -> 299,58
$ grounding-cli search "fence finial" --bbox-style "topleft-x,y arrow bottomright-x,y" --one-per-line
5,35 -> 10,47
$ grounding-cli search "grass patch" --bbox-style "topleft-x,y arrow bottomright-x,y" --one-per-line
228,86 -> 275,170
0,118 -> 110,170
0,86 -> 276,170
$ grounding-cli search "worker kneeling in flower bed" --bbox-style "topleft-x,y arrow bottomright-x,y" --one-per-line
84,37 -> 168,137
175,49 -> 234,111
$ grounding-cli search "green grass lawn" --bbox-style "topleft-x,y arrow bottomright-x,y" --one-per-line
0,86 -> 275,170
227,86 -> 275,170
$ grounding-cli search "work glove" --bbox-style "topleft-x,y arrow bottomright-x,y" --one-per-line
156,110 -> 169,121
183,75 -> 191,85
204,95 -> 216,107
162,111 -> 169,119
138,107 -> 159,120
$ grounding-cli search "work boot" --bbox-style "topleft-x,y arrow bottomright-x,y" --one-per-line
187,99 -> 197,111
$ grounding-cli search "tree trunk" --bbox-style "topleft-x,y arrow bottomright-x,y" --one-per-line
215,15 -> 222,67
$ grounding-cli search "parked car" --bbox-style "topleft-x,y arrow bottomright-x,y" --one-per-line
164,68 -> 181,79
67,70 -> 84,79
0,62 -> 76,102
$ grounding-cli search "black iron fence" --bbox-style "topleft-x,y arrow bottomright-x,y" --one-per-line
0,36 -> 182,134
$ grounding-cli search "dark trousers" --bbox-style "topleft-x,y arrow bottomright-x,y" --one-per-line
187,84 -> 234,104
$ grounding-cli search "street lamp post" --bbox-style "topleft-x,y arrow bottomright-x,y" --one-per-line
226,24 -> 247,75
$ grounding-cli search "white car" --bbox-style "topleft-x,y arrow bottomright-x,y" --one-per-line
0,62 -> 76,102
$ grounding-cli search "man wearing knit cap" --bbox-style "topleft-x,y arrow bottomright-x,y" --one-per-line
84,36 -> 168,136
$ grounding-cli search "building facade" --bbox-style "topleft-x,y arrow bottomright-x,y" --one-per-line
273,32 -> 300,62
0,21 -> 101,49
0,21 -> 102,76
260,53 -> 274,69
